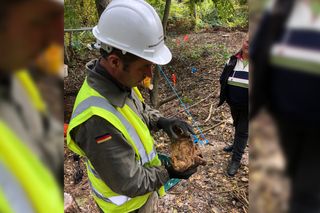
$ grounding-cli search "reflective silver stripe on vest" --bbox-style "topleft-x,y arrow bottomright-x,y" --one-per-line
85,159 -> 101,178
0,161 -> 34,213
88,180 -> 112,203
148,150 -> 157,163
71,96 -> 156,165
88,180 -> 131,206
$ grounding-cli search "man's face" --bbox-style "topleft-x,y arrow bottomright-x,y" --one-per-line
117,58 -> 155,88
242,35 -> 249,56
0,0 -> 63,71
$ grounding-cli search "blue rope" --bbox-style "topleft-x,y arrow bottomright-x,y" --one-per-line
157,65 -> 208,145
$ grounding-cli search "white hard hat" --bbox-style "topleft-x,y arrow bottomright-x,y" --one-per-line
92,0 -> 172,65
50,0 -> 64,4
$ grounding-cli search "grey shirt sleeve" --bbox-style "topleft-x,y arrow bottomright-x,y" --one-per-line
141,102 -> 163,131
71,115 -> 169,197
129,91 -> 162,131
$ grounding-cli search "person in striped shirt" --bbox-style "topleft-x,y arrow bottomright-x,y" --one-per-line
218,34 -> 249,176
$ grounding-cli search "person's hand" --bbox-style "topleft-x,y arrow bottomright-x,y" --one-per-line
157,117 -> 195,140
164,161 -> 197,179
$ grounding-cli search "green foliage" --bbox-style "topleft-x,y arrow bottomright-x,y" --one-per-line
64,0 -> 99,58
64,0 -> 247,60
226,1 -> 248,28
239,0 -> 247,5
182,96 -> 193,104
170,1 -> 191,19
200,0 -> 248,28
217,44 -> 231,61
69,31 -> 96,55
64,0 -> 99,28
147,0 -> 194,33
212,0 -> 235,22
148,0 -> 248,33
147,0 -> 166,19
189,49 -> 202,61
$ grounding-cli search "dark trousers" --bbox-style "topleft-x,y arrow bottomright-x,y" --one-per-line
275,119 -> 320,213
230,105 -> 249,162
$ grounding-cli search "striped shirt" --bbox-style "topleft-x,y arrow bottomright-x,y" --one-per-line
226,58 -> 249,107
269,0 -> 320,123
227,59 -> 249,88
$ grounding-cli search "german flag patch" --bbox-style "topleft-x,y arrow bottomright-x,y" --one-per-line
95,133 -> 112,144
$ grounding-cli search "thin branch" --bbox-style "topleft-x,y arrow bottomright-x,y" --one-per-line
220,120 -> 229,141
204,103 -> 214,123
168,93 -> 214,118
64,27 -> 93,32
64,44 -> 70,64
197,121 -> 225,134
158,92 -> 182,107
211,119 -> 233,125
242,206 -> 248,213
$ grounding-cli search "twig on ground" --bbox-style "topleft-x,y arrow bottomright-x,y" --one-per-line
204,103 -> 213,123
220,121 -> 228,141
230,187 -> 249,209
199,121 -> 225,134
210,184 -> 248,195
211,119 -> 233,125
242,206 -> 248,213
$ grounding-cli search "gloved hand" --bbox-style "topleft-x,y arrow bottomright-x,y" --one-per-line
164,161 -> 198,179
157,117 -> 195,140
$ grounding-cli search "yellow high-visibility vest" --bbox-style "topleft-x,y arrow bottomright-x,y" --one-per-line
0,70 -> 62,213
67,79 -> 165,213
0,120 -> 63,213
14,70 -> 47,114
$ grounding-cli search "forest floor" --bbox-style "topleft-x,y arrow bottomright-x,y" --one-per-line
64,30 -> 250,213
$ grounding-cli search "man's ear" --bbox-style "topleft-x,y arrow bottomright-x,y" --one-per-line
107,54 -> 121,70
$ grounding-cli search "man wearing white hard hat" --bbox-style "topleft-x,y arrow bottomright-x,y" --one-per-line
67,0 -> 198,212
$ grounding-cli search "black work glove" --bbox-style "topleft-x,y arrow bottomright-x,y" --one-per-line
157,117 -> 195,140
164,161 -> 198,179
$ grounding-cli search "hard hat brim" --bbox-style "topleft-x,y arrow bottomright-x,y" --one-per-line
143,44 -> 172,65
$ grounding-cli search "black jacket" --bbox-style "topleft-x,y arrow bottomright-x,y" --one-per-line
217,54 -> 238,107
250,0 -> 320,125
250,0 -> 295,119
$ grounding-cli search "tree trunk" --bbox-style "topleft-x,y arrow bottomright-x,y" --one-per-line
149,66 -> 160,107
188,0 -> 197,29
193,2 -> 197,19
149,0 -> 171,108
95,0 -> 110,17
192,1 -> 197,29
162,0 -> 171,37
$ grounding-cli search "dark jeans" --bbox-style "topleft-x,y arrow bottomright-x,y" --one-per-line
230,105 -> 249,162
275,119 -> 320,213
